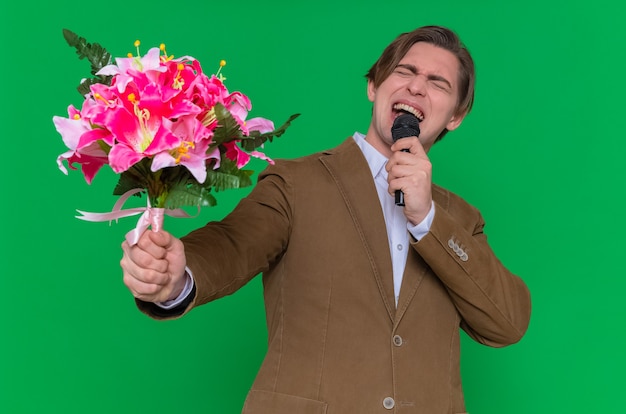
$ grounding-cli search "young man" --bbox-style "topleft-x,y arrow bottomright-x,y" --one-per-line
121,25 -> 531,413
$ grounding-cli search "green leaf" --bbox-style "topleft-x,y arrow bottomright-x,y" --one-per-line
159,160 -> 253,209
204,158 -> 254,192
113,169 -> 148,197
240,113 -> 300,151
76,78 -> 105,97
111,157 -> 254,209
62,29 -> 113,95
112,158 -> 155,197
212,102 -> 244,146
164,182 -> 217,210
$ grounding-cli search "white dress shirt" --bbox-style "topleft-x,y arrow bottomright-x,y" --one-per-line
352,132 -> 435,305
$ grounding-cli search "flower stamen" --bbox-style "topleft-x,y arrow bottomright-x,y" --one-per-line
216,59 -> 226,81
172,63 -> 185,89
173,141 -> 195,164
128,40 -> 145,70
160,43 -> 174,62
93,93 -> 115,106
127,93 -> 152,151
201,108 -> 216,127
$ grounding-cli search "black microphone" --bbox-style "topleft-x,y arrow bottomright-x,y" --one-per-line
391,113 -> 421,206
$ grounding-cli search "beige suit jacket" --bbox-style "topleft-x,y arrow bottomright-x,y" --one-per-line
143,137 -> 531,413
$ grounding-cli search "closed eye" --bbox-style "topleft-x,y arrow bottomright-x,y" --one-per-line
394,65 -> 415,77
428,75 -> 452,91
395,64 -> 453,91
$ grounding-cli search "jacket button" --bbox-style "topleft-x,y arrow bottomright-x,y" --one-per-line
393,335 -> 403,346
383,397 -> 395,409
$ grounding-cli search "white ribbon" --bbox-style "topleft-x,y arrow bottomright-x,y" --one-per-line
76,189 -> 193,245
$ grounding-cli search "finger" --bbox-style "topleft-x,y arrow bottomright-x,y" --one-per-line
124,273 -> 171,302
390,137 -> 413,153
121,239 -> 169,275
134,231 -> 170,261
120,237 -> 178,303
121,251 -> 173,299
120,248 -> 169,283
148,229 -> 175,249
391,137 -> 427,158
387,157 -> 432,180
387,164 -> 431,197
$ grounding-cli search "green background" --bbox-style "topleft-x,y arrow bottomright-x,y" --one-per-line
2,0 -> 624,412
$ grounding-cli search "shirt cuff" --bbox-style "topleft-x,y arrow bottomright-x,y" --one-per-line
154,267 -> 195,309
407,201 -> 435,241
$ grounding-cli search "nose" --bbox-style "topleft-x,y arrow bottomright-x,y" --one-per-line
407,74 -> 426,96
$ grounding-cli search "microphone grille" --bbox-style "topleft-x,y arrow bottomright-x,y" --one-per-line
391,113 -> 420,141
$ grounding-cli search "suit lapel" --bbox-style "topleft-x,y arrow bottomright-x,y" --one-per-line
394,186 -> 450,324
394,248 -> 428,324
319,138 -> 396,322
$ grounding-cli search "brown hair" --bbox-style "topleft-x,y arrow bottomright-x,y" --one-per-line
365,26 -> 475,141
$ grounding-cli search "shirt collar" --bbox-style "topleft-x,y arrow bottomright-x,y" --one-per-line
352,132 -> 389,180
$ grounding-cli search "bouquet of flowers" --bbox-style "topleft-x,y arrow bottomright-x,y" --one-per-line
53,29 -> 299,244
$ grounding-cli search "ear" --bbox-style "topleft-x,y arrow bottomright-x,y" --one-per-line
445,110 -> 467,132
367,79 -> 376,102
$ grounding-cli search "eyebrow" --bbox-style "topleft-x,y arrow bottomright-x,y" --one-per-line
396,63 -> 453,89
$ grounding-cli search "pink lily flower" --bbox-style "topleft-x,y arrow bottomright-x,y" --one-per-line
187,74 -> 230,110
249,150 -> 275,165
242,117 -> 275,136
150,116 -> 219,183
90,76 -> 202,173
223,141 -> 274,168
105,111 -> 180,173
53,105 -> 109,183
224,91 -> 252,128
223,141 -> 251,169
97,47 -> 165,94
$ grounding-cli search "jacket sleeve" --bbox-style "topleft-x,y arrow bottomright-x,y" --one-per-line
136,162 -> 294,320
412,194 -> 531,347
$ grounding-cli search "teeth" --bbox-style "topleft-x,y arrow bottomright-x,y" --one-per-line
394,103 -> 424,120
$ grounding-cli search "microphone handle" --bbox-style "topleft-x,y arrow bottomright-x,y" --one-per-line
395,148 -> 410,206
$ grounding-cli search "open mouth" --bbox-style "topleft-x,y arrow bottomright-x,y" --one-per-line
393,103 -> 424,121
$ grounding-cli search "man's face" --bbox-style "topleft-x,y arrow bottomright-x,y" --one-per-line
366,42 -> 466,155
